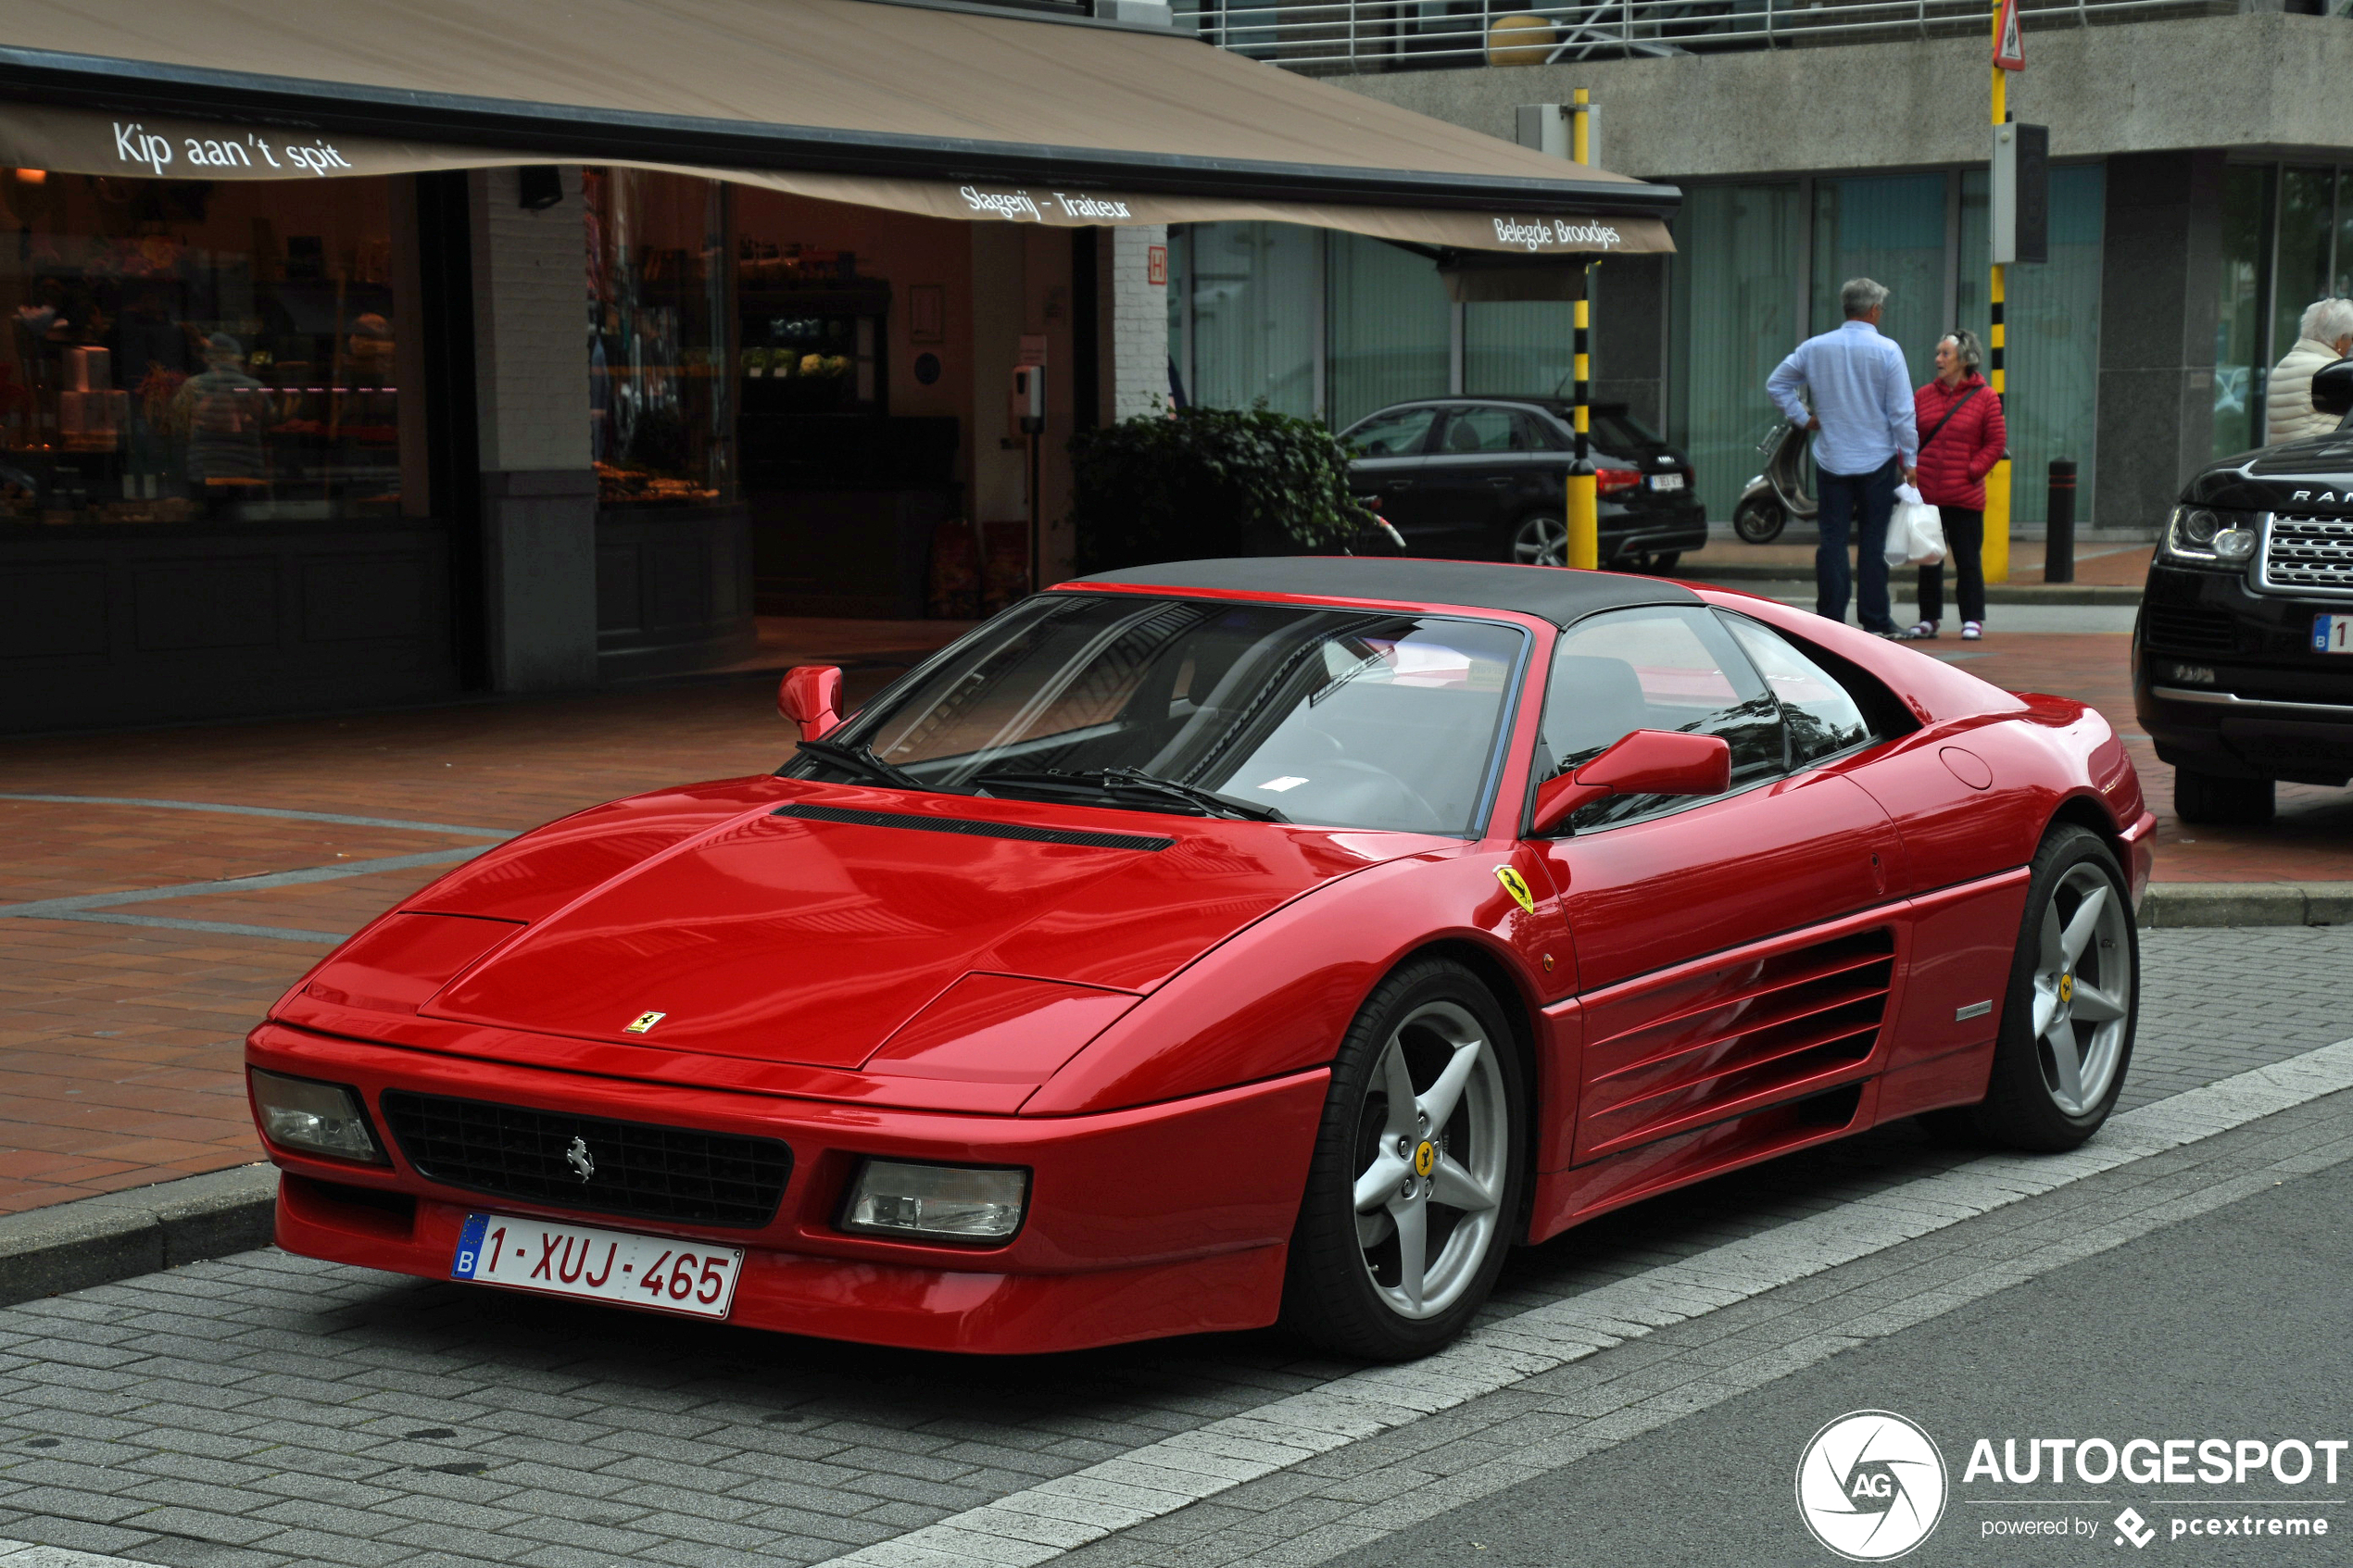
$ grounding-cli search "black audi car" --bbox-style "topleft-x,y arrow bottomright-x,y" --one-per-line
2134,359 -> 2353,823
1338,397 -> 1705,571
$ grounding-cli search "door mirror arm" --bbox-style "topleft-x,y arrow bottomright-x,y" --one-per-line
1529,729 -> 1734,837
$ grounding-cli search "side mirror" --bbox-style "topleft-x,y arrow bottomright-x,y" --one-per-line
2313,358 -> 2353,420
1529,729 -> 1733,837
778,665 -> 843,741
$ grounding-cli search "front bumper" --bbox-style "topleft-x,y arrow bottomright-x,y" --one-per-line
2133,560 -> 2353,784
250,1022 -> 1325,1354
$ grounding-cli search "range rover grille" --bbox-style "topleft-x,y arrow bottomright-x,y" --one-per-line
380,1091 -> 790,1228
2260,515 -> 2353,594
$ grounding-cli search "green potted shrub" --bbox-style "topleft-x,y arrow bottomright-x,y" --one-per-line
1069,403 -> 1374,573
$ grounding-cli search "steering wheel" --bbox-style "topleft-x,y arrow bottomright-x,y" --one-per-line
1311,759 -> 1447,834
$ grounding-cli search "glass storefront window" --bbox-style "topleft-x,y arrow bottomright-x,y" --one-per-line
1669,182 -> 1803,522
1464,302 -> 1574,398
1187,221 -> 1317,419
2276,167 -> 2336,361
2212,164 -> 2272,459
1327,231 -> 1450,429
0,170 -> 404,527
1957,164 -> 2105,528
585,168 -> 735,508
1810,174 -> 1946,387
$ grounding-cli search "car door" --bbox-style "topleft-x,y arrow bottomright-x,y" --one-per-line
1341,404 -> 1445,543
1520,604 -> 1906,1178
1418,404 -> 1543,559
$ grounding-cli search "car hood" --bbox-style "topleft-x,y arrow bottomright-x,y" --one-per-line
418,783 -> 1435,1069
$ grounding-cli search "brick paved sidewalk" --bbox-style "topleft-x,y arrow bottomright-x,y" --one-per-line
0,613 -> 2344,1221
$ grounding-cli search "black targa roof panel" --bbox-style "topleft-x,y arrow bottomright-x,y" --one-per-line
1069,558 -> 1701,628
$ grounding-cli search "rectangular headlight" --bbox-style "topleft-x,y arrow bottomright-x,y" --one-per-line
249,1069 -> 386,1164
841,1160 -> 1027,1243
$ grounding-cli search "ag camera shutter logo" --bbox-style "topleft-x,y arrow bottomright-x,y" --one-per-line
1796,1411 -> 1948,1561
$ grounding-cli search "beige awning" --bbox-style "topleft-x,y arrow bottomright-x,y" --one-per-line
0,0 -> 1676,257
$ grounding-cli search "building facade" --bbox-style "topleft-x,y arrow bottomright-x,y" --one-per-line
1168,5 -> 2353,538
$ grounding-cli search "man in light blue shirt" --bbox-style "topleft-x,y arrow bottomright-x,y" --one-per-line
1767,278 -> 1919,634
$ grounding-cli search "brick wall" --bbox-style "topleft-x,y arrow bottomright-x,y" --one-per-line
1108,225 -> 1169,423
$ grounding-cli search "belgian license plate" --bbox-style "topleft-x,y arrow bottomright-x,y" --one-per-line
451,1212 -> 742,1319
1649,472 -> 1685,492
2316,615 -> 2353,653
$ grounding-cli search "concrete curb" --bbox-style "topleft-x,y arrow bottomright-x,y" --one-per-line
0,1162 -> 276,1307
2139,882 -> 2353,928
1683,563 -> 2142,603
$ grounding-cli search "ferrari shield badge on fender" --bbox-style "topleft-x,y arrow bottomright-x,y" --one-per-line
1494,866 -> 1536,915
623,1010 -> 666,1035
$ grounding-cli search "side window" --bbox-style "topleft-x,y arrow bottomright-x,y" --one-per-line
1719,614 -> 1878,765
1440,406 -> 1525,454
1348,407 -> 1441,458
1538,606 -> 1786,831
1516,411 -> 1568,452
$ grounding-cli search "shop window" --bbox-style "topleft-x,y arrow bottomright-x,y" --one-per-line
1188,222 -> 1317,420
1957,163 -> 2105,527
585,168 -> 735,509
1464,302 -> 1575,401
2275,168 -> 2337,366
2210,165 -> 2273,460
1810,174 -> 1945,387
0,170 -> 405,527
1667,182 -> 1803,522
1327,231 -> 1450,429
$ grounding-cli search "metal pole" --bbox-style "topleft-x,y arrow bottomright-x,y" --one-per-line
1567,89 -> 1600,571
1985,29 -> 2012,584
2044,458 -> 2076,583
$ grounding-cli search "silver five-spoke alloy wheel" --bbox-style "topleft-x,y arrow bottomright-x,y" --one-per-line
1512,515 -> 1567,568
2031,861 -> 2132,1116
1350,1000 -> 1508,1320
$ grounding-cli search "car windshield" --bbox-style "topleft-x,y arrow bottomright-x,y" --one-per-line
796,594 -> 1527,834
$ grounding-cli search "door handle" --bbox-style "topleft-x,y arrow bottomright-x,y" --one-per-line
1483,476 -> 1515,487
1386,480 -> 1416,491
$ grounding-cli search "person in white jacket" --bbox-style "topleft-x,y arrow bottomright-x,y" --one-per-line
2265,298 -> 2353,445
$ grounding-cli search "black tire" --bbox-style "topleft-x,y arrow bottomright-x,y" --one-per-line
1281,958 -> 1528,1361
1651,551 -> 1681,571
1733,500 -> 1786,544
1942,825 -> 2138,1152
2174,767 -> 2274,825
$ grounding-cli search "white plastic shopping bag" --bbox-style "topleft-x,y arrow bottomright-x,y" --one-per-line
1885,484 -> 1946,567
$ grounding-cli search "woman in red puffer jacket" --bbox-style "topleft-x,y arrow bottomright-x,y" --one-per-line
1900,330 -> 2007,641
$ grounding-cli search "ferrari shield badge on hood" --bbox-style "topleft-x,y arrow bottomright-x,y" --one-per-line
623,1010 -> 665,1035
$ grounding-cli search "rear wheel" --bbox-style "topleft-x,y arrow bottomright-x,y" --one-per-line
1733,499 -> 1786,544
2174,767 -> 2274,825
1945,825 -> 2137,1151
1511,514 -> 1566,568
1281,959 -> 1526,1361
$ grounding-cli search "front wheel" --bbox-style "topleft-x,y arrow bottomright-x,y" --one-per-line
1733,499 -> 1786,544
1949,825 -> 2138,1151
1281,959 -> 1526,1361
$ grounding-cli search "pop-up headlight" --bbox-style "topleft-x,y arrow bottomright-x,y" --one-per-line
841,1160 -> 1027,1243
248,1068 -> 387,1164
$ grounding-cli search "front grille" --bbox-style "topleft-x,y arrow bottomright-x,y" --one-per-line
2261,515 -> 2353,594
380,1091 -> 791,1228
2142,602 -> 2238,655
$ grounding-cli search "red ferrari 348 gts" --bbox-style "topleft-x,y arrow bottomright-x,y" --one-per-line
248,558 -> 2152,1361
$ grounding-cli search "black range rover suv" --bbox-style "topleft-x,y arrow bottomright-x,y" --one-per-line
2135,359 -> 2353,823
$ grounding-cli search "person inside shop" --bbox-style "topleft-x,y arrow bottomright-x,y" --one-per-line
1899,329 -> 2005,642
171,332 -> 271,493
2265,298 -> 2353,446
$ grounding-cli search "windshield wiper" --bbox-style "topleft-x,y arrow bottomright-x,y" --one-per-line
792,738 -> 925,790
975,767 -> 1287,823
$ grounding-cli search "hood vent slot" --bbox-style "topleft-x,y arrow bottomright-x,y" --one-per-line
771,802 -> 1174,852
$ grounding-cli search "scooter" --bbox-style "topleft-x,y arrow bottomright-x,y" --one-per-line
1730,418 -> 1816,545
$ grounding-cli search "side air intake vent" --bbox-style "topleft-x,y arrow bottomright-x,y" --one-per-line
1578,927 -> 1895,1162
771,802 -> 1174,852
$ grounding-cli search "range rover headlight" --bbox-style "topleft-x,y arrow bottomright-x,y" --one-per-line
2164,507 -> 2260,567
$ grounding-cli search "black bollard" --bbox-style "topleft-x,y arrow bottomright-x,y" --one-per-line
2045,458 -> 2077,583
